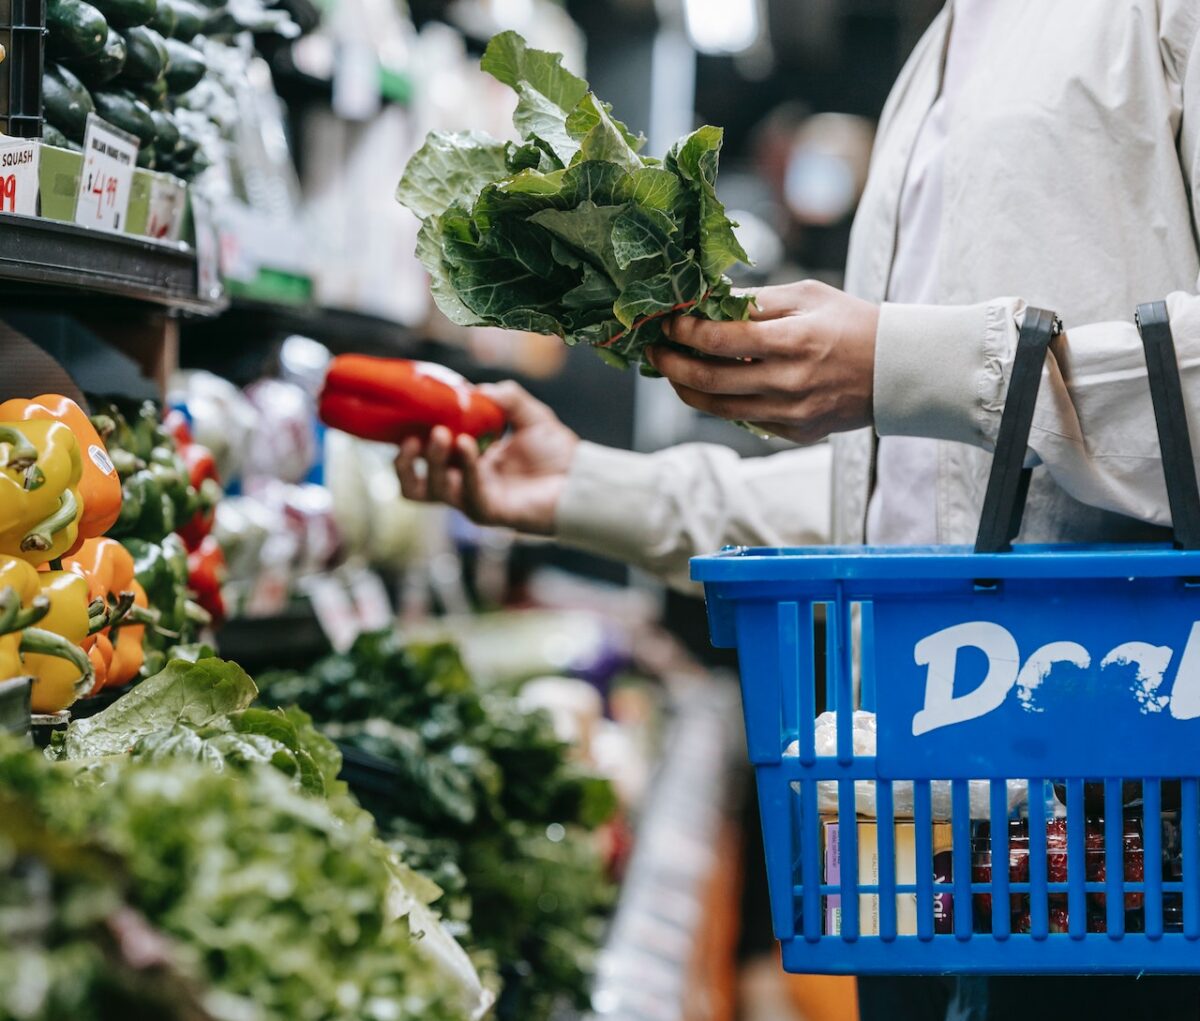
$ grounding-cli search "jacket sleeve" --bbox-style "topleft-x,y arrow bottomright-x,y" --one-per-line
873,16 -> 1200,530
554,441 -> 832,592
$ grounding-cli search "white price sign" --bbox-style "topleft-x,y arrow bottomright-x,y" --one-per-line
146,173 -> 186,241
75,114 -> 138,233
0,139 -> 40,215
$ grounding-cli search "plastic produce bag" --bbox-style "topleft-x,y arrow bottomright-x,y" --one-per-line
243,378 -> 320,484
784,711 -> 1027,820
170,370 -> 259,484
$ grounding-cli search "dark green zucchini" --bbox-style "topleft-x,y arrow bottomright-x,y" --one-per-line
149,107 -> 181,155
117,25 -> 168,82
42,63 -> 96,142
162,37 -> 205,94
41,121 -> 72,148
136,144 -> 155,169
46,0 -> 109,60
62,25 -> 126,86
139,74 -> 169,108
161,0 -> 204,38
90,0 -> 154,28
91,88 -> 157,144
148,0 -> 175,36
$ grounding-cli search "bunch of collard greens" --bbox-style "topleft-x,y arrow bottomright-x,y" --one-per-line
398,31 -> 752,369
259,632 -> 617,1021
4,658 -> 490,1021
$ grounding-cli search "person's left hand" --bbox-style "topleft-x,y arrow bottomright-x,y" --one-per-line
648,279 -> 879,445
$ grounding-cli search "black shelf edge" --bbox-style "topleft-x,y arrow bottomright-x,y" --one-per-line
0,214 -> 224,315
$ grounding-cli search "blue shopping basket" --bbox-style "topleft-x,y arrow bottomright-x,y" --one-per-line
692,304 -> 1200,975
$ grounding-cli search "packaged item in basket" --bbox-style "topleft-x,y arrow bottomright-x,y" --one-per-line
972,814 -> 1147,935
788,711 -> 1027,820
823,820 -> 953,935
971,818 -> 1030,930
1086,816 -> 1144,912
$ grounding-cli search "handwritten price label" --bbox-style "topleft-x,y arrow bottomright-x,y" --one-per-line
0,140 -> 41,216
75,114 -> 137,233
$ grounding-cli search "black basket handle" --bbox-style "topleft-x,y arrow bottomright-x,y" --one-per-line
1135,301 -> 1200,550
975,307 -> 1061,553
974,302 -> 1200,553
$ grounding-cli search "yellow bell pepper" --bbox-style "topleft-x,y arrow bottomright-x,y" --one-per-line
0,555 -> 42,608
0,420 -> 84,565
0,557 -> 50,681
0,555 -> 90,703
23,570 -> 92,713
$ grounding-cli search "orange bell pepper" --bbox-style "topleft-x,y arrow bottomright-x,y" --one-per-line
85,632 -> 114,695
63,537 -> 146,692
0,395 -> 123,550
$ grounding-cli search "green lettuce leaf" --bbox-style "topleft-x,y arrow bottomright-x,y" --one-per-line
396,31 -> 752,371
48,658 -> 257,761
395,130 -> 510,219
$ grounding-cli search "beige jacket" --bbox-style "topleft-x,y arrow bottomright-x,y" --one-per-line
555,0 -> 1200,591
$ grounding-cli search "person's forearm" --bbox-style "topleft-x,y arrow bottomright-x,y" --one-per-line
872,291 -> 1200,531
555,441 -> 832,592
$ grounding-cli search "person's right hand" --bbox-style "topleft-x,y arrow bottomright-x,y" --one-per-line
395,381 -> 579,535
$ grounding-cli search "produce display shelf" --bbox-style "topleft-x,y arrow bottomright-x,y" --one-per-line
180,297 -> 423,363
0,214 -> 224,315
215,601 -> 332,671
582,674 -> 745,1021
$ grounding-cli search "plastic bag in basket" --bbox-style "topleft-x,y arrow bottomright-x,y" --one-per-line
784,711 -> 1028,820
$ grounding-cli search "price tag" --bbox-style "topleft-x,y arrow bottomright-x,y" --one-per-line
75,114 -> 138,233
145,173 -> 187,241
349,569 -> 393,633
190,192 -> 222,301
0,139 -> 40,216
303,573 -> 360,653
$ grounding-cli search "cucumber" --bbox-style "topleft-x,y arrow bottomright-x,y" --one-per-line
91,88 -> 156,144
140,74 -> 168,108
42,63 -> 96,142
161,0 -> 203,38
41,122 -> 72,148
150,107 -> 180,155
46,0 -> 109,60
118,25 -> 167,82
91,0 -> 154,28
149,0 -> 175,36
162,37 -> 205,94
62,25 -> 126,86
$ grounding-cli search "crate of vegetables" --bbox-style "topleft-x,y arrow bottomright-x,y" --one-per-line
693,302 -> 1200,975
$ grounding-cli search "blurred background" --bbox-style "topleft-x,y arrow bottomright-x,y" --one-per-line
4,2 -> 943,1020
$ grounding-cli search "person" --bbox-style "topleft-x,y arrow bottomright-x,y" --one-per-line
399,1 -> 1200,1017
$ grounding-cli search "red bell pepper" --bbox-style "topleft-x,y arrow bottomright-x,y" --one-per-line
163,409 -> 193,448
187,534 -> 226,628
318,355 -> 506,445
177,442 -> 221,552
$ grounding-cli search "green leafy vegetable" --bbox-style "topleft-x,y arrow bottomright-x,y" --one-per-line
0,735 -> 486,1021
397,30 -> 752,370
48,657 -> 257,760
260,633 -> 617,1021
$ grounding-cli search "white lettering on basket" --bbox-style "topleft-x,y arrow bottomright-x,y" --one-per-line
911,621 -> 1200,735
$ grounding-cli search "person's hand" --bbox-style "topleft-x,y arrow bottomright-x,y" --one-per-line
648,279 -> 879,445
395,381 -> 579,535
